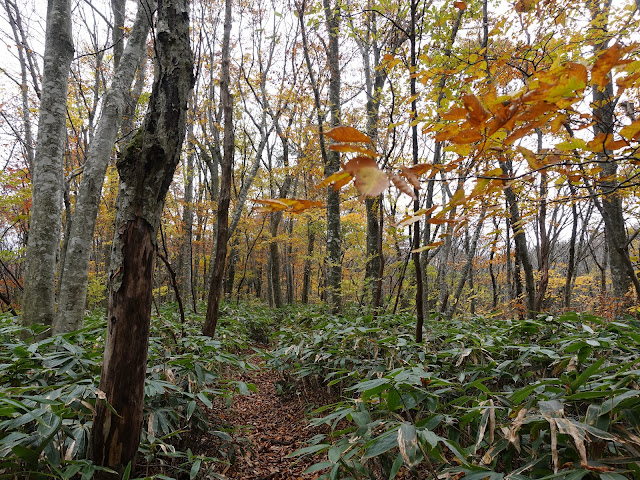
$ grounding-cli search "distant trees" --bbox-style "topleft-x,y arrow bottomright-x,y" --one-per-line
0,0 -> 639,344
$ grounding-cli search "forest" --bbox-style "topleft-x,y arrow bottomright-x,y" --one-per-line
0,0 -> 640,478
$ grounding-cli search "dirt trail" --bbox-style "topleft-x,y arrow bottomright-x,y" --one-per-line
214,360 -> 326,479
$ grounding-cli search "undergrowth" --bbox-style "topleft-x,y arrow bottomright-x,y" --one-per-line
268,310 -> 640,480
0,304 -> 255,480
2,303 -> 639,480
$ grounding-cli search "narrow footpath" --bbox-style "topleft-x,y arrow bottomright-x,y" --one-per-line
211,358 -> 328,479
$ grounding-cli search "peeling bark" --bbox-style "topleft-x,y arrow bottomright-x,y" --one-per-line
91,0 -> 193,474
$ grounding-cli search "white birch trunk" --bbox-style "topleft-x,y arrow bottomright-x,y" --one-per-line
22,0 -> 73,329
54,0 -> 153,334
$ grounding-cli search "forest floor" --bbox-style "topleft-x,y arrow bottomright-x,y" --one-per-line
206,353 -> 329,479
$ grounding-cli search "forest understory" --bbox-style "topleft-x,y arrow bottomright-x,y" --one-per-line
1,302 -> 639,480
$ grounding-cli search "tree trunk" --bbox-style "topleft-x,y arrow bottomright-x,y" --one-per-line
90,0 -> 192,475
410,0 -> 424,342
445,208 -> 485,321
2,0 -> 37,171
181,121 -> 195,307
302,220 -> 314,304
323,0 -> 342,313
203,0 -> 233,337
55,0 -> 152,334
590,3 -> 636,300
499,157 -> 536,317
22,0 -> 73,330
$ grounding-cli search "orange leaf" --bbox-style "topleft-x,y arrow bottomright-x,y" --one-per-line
329,144 -> 378,157
592,43 -> 622,87
515,101 -> 557,122
287,199 -> 323,213
252,199 -> 290,213
441,106 -> 468,121
409,163 -> 432,176
253,198 -> 322,214
344,156 -> 389,197
324,126 -> 372,143
449,128 -> 483,144
453,1 -> 466,10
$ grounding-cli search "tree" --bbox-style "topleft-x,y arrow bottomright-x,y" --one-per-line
55,0 -> 153,334
90,0 -> 193,474
203,0 -> 233,337
21,0 -> 73,329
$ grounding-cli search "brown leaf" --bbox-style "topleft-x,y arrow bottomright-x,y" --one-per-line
390,173 -> 417,200
398,166 -> 421,190
408,163 -> 433,176
344,157 -> 389,197
324,126 -> 372,143
453,1 -> 466,10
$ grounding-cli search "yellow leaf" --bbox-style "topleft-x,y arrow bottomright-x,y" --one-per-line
450,187 -> 465,206
394,206 -> 438,228
517,146 -> 543,170
484,167 -> 503,177
316,170 -> 353,190
619,120 -> 640,140
324,126 -> 372,143
470,178 -> 490,197
555,138 -> 587,151
412,241 -> 444,253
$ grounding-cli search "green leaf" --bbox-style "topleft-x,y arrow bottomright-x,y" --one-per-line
389,454 -> 404,479
386,388 -> 401,412
196,392 -> 212,408
190,459 -> 201,480
303,461 -> 333,474
364,429 -> 399,458
11,445 -> 39,464
121,462 -> 131,480
570,357 -> 605,391
288,443 -> 330,457
398,422 -> 419,467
